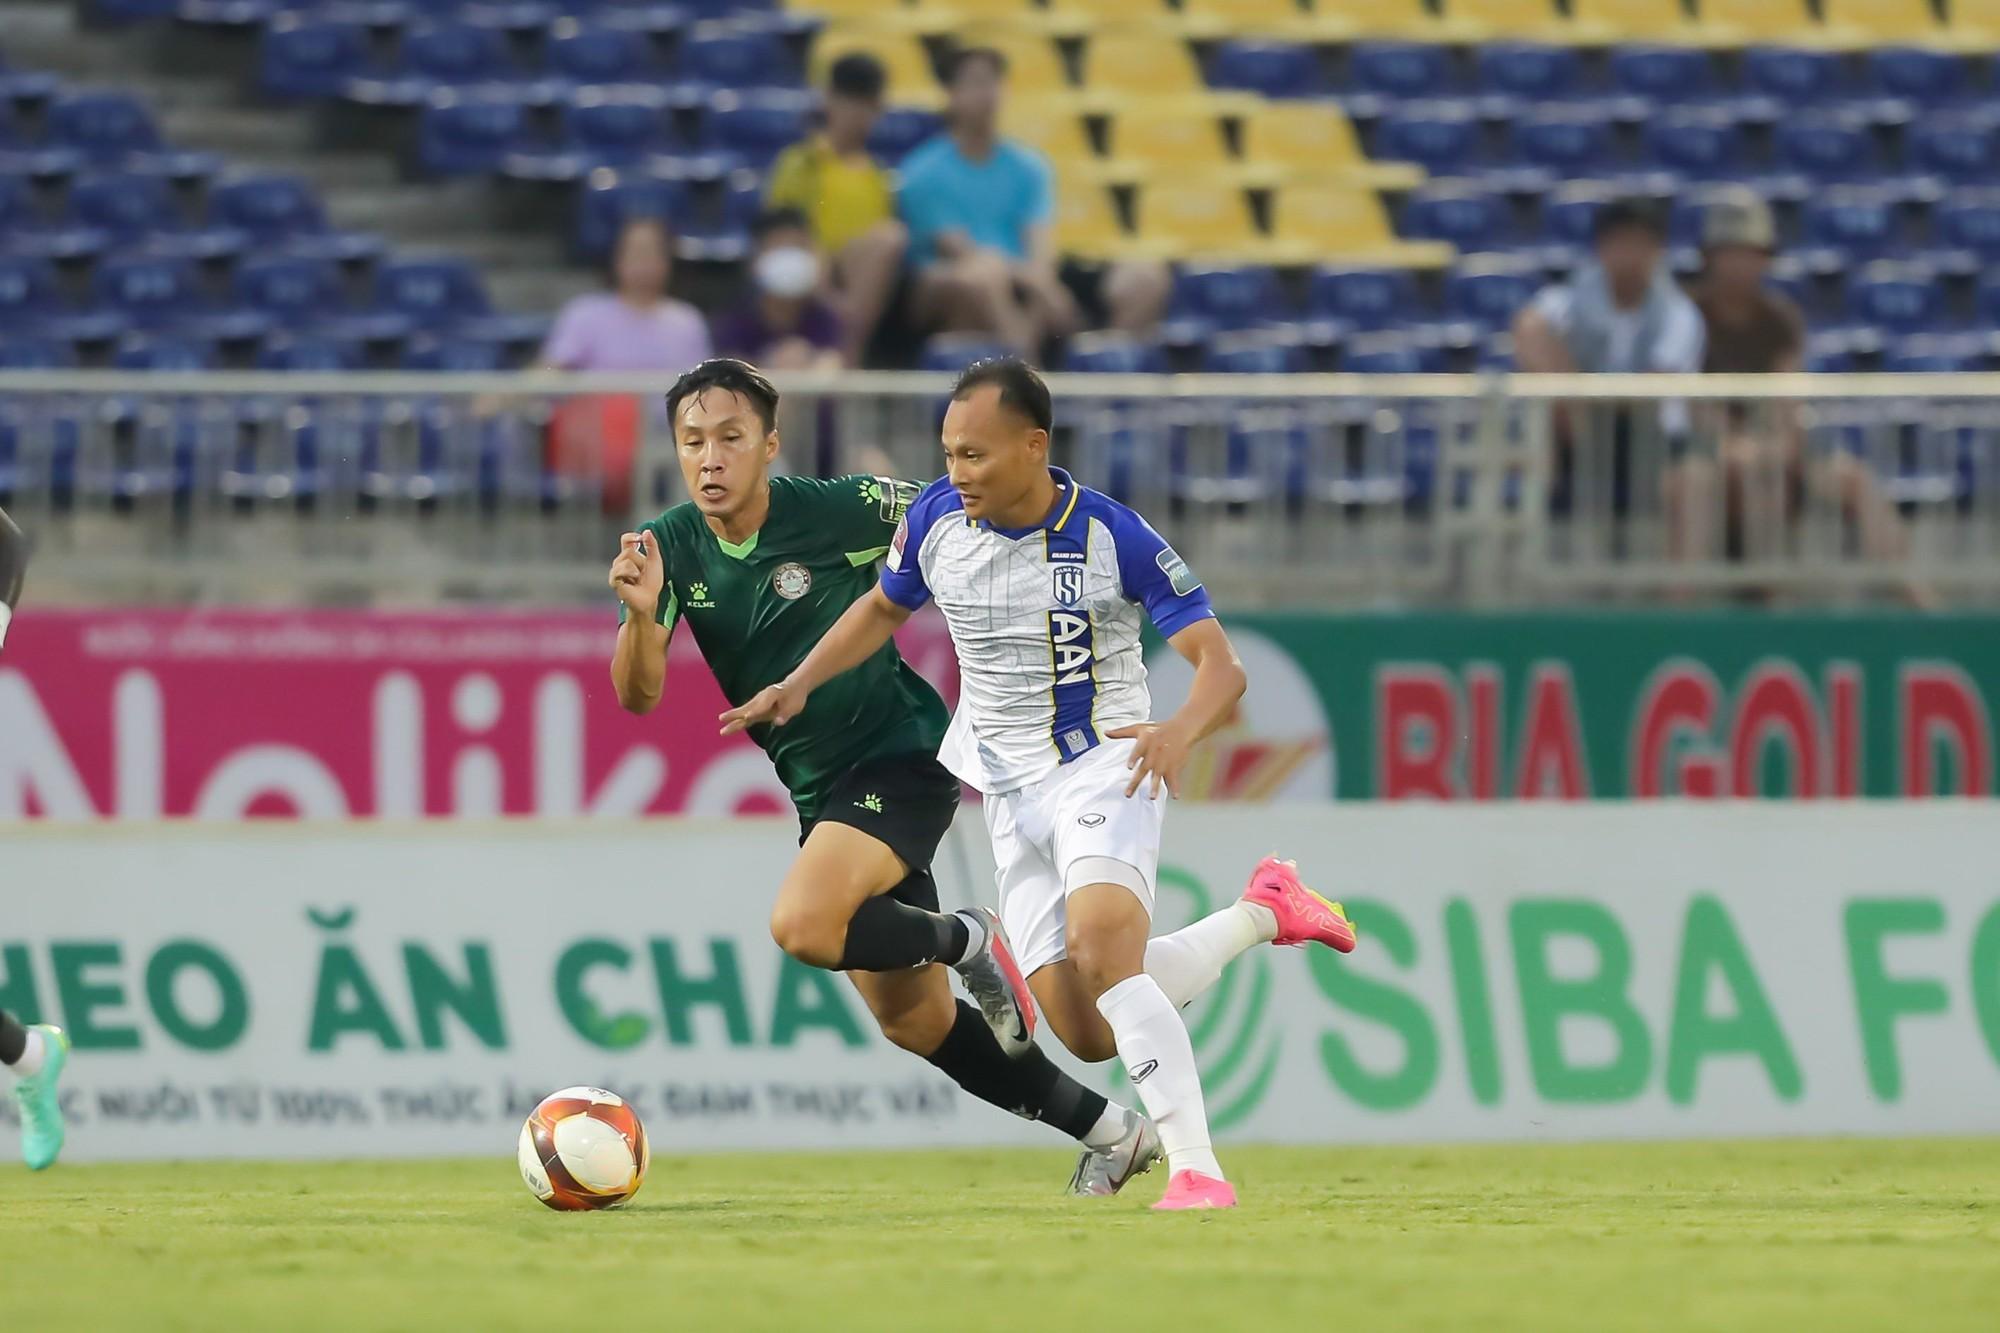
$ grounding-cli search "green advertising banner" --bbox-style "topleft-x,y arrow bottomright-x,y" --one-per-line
1144,613 -> 2000,802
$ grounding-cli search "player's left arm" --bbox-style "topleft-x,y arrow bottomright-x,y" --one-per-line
1103,508 -> 1246,798
0,503 -> 25,654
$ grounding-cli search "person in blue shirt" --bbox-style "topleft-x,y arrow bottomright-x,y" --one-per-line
898,47 -> 1165,360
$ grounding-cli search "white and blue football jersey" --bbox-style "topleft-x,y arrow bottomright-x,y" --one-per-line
879,467 -> 1215,795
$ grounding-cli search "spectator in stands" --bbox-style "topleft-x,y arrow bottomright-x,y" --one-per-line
766,53 -> 906,367
1680,189 -> 1930,604
713,209 -> 845,371
539,218 -> 712,513
898,47 -> 1167,361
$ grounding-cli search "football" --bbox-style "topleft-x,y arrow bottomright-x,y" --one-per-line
517,1087 -> 650,1211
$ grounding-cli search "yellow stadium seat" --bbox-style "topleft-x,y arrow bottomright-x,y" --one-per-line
1079,28 -> 1210,96
1820,0 -> 1944,43
1312,0 -> 1463,39
1698,0 -> 1831,45
1044,0 -> 1182,30
1051,182 -> 1127,260
1176,0 -> 1347,38
1107,107 -> 1234,173
1948,0 -> 2000,46
1002,99 -> 1097,163
791,0 -> 914,19
956,28 -> 1072,93
908,0 -> 1068,33
1266,184 -> 1454,268
1236,103 -> 1425,191
810,30 -> 942,108
1132,182 -> 1263,260
1438,0 -> 1572,41
1568,0 -> 1725,44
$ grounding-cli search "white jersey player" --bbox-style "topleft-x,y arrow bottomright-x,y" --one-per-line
727,359 -> 1357,1210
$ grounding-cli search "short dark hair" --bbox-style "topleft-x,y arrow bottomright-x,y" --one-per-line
1594,197 -> 1666,243
665,358 -> 781,434
828,52 -> 887,101
945,46 -> 1008,85
752,206 -> 811,243
950,357 -> 1051,434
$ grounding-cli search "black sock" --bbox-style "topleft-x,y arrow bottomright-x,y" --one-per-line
837,895 -> 971,972
0,1009 -> 27,1067
924,1000 -> 1109,1142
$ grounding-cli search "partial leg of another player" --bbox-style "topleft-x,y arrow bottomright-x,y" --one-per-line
1143,856 -> 1356,1010
1,1007 -> 68,1170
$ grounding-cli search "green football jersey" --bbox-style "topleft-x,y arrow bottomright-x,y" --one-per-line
626,474 -> 949,823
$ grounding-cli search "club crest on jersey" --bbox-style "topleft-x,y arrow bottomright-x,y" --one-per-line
772,562 -> 813,600
1052,564 -> 1084,607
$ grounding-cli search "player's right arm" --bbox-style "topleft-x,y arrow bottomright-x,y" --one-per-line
718,585 -> 909,735
0,503 -> 24,654
609,528 -> 672,714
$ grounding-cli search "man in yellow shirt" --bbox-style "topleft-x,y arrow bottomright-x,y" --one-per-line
767,53 -> 906,366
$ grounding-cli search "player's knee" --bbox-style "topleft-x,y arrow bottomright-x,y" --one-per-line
1064,926 -> 1138,999
769,905 -> 843,971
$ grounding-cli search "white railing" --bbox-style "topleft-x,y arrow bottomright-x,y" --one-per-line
2,370 -> 1997,607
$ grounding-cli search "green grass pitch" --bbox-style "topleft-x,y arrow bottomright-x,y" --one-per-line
5,1140 -> 1997,1332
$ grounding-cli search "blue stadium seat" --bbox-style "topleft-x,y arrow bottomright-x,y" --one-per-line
373,257 -> 489,329
1935,191 -> 2000,259
920,333 -> 1013,373
1063,332 -> 1166,374
1208,42 -> 1328,100
1540,182 -> 1612,248
0,338 -> 75,369
1445,255 -> 1538,331
674,177 -> 763,262
1884,333 -> 1983,372
1908,118 -> 1997,185
1204,329 -> 1307,375
1643,110 -> 1742,179
702,90 -> 814,170
45,91 -> 161,162
1867,47 -> 1969,105
1976,273 -> 2000,330
1474,43 -> 1582,102
1608,46 -> 1714,101
1510,106 -> 1614,177
401,334 -> 505,370
1349,43 -> 1457,102
113,334 -> 214,370
417,91 -> 534,177
1848,261 -> 1941,333
543,21 -> 654,85
259,334 -> 360,370
347,21 -> 513,108
1800,189 -> 1899,263
1168,264 -> 1287,333
1307,265 -> 1420,330
0,255 -> 62,323
1375,103 -> 1482,176
1741,46 -> 1850,104
234,254 -> 344,321
574,173 -> 687,259
259,14 -> 370,101
209,173 -> 325,241
66,170 -> 173,239
92,253 -> 200,328
1341,331 -> 1425,373
560,86 -> 672,165
1401,183 -> 1508,249
673,24 -> 798,91
867,107 -> 944,165
1773,113 -> 1878,181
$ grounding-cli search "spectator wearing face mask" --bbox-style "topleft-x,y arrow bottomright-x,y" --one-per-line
713,209 -> 846,371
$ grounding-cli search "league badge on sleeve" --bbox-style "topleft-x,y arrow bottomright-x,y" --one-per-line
887,516 -> 908,571
1157,546 -> 1202,596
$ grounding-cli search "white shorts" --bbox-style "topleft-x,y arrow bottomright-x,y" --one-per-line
983,739 -> 1165,977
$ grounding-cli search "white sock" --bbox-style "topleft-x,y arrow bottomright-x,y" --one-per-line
1145,901 -> 1277,1009
949,910 -> 988,967
1095,974 -> 1224,1182
7,1027 -> 46,1078
1081,1102 -> 1130,1150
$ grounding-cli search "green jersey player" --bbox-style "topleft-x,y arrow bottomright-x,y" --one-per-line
608,360 -> 1159,1192
0,502 -> 70,1171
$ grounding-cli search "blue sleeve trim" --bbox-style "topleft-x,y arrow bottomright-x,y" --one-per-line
877,476 -> 959,611
1098,490 -> 1216,638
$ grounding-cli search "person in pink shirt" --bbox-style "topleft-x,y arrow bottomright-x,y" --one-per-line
540,218 -> 712,510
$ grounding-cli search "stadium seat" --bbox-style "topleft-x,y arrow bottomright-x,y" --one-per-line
1438,0 -> 1568,42
374,257 -> 489,329
1348,42 -> 1459,104
1643,109 -> 1742,178
1865,47 -> 1969,103
1740,46 -> 1851,103
1080,29 -> 1214,100
703,90 -> 815,170
574,174 -> 686,259
919,332 -> 1014,371
1883,333 -> 1983,372
1947,0 -> 2000,46
1269,185 -> 1454,267
1568,0 -> 1714,44
234,254 -> 345,322
543,21 -> 656,86
113,334 -> 214,370
0,255 -> 62,323
0,338 -> 76,369
1131,181 -> 1261,259
66,170 -> 176,241
810,31 -> 940,109
1206,41 -> 1330,99
664,178 -> 764,262
1401,183 -> 1508,249
345,22 -> 513,108
416,91 -> 533,178
1340,329 -> 1428,372
1001,100 -> 1097,170
1800,188 -> 1899,261
1474,42 -> 1583,101
259,14 -> 370,101
1445,254 -> 1539,329
1935,191 -> 2000,259
1976,272 -> 2000,329
1374,103 -> 1482,176
1049,181 -> 1126,259
560,87 -> 673,165
1106,106 -> 1234,177
1822,0 -> 1945,45
1203,328 -> 1307,374
1847,260 -> 1941,333
92,253 -> 200,328
866,106 -> 945,164
208,173 -> 325,240
401,335 -> 505,370
1169,264 -> 1289,332
956,29 -> 1071,93
1608,45 -> 1715,99
259,334 -> 360,371
1701,0 -> 1838,46
674,24 -> 800,91
1510,106 -> 1615,177
45,91 -> 161,161
1307,264 -> 1419,329
1043,0 -> 1180,30
1177,0 -> 1332,39
1236,103 -> 1425,190
1539,181 -> 1614,247
1063,330 -> 1166,373
1773,112 -> 1879,181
